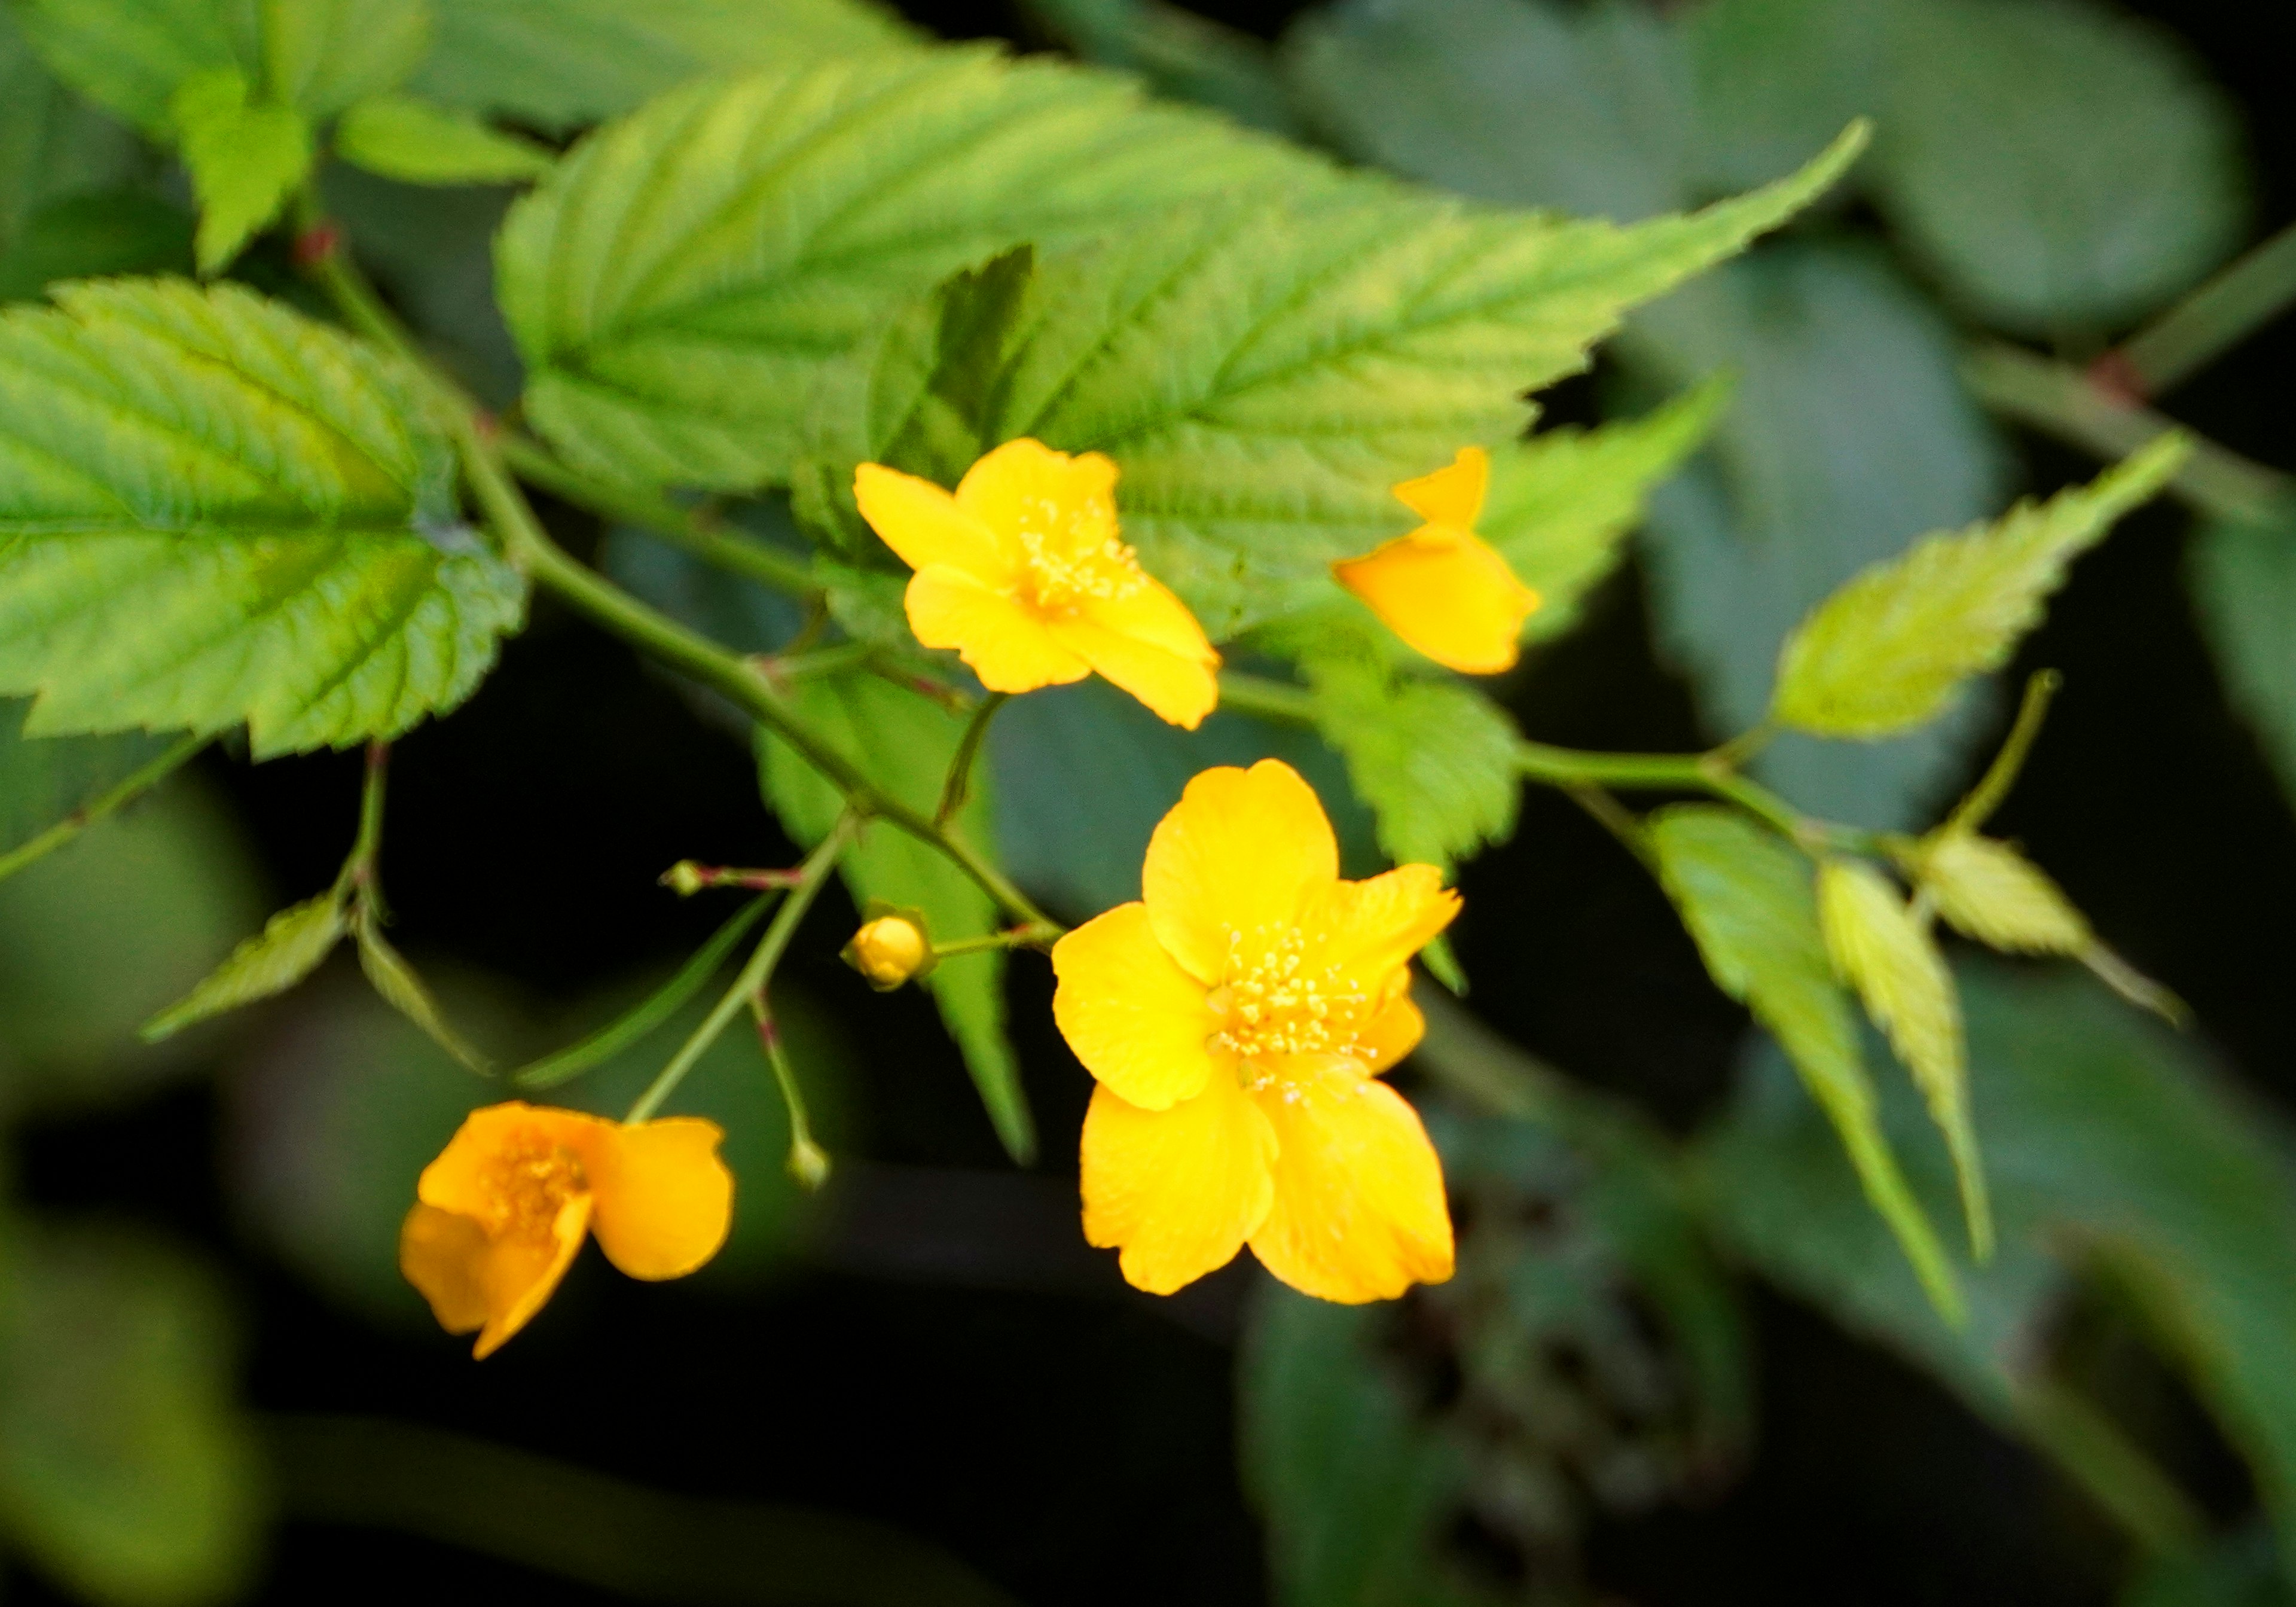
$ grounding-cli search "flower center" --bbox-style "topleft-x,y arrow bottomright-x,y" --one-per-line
479,1130 -> 588,1242
1010,493 -> 1147,612
1207,925 -> 1373,1080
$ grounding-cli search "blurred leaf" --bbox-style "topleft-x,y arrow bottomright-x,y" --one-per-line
2124,1529 -> 2292,1607
1913,832 -> 2090,956
353,916 -> 491,1074
0,1225 -> 264,1607
1816,857 -> 1987,1259
1771,437 -> 2185,739
334,94 -> 555,186
0,775 -> 261,1112
1306,654 -> 1519,873
1281,0 -> 1692,222
10,0 -> 243,136
1027,0 -> 1299,135
1630,243 -> 2007,827
1685,0 -> 1888,197
0,11 -> 146,258
499,50 -> 1323,490
0,700 -> 176,856
258,0 -> 429,117
0,279 -> 526,757
171,68 -> 312,273
2190,511 -> 2296,817
758,671 -> 1034,1163
141,890 -> 346,1041
410,0 -> 919,130
1483,379 -> 1724,642
0,188 -> 195,301
1874,0 -> 2246,333
1647,805 -> 1960,1321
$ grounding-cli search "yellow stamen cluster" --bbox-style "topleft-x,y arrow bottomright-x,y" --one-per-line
1016,515 -> 1147,611
478,1131 -> 585,1241
1207,925 -> 1373,1075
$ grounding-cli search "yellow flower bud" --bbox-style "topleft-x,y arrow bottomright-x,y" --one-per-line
844,914 -> 930,990
662,860 -> 708,897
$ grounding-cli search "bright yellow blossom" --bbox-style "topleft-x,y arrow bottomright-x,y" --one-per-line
1052,760 -> 1459,1303
854,438 -> 1220,728
1333,446 -> 1541,675
400,1102 -> 733,1358
844,913 -> 930,990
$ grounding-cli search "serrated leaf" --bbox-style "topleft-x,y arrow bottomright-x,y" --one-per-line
171,68 -> 312,273
1770,436 -> 2185,739
1817,856 -> 1989,1260
141,890 -> 346,1041
10,0 -> 244,136
411,0 -> 918,130
757,670 -> 1035,1162
0,278 -> 525,756
1915,833 -> 2090,956
1874,0 -> 2245,333
258,0 -> 429,117
1647,804 -> 1960,1321
497,48 -> 1332,492
0,1226 -> 264,1606
1482,377 -> 1724,641
1305,654 -> 1519,873
334,94 -> 554,186
354,916 -> 489,1074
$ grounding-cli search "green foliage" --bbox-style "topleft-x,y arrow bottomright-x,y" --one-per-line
352,915 -> 490,1074
2190,511 -> 2296,815
759,670 -> 1034,1162
333,93 -> 554,185
0,699 -> 174,856
1816,856 -> 1989,1259
9,0 -> 243,136
0,11 -> 145,260
0,1225 -> 264,1606
1912,831 -> 2092,956
1647,804 -> 1959,1321
141,891 -> 345,1041
1874,0 -> 2245,333
1305,653 -> 1519,874
1772,437 -> 2187,739
1027,0 -> 1297,136
0,188 -> 193,301
169,67 -> 309,272
1685,0 -> 1888,197
0,278 -> 524,756
410,0 -> 917,130
254,0 -> 429,117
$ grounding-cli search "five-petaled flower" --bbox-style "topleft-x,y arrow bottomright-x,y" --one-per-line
1333,446 -> 1541,675
1051,760 -> 1459,1303
400,1102 -> 734,1358
854,438 -> 1220,728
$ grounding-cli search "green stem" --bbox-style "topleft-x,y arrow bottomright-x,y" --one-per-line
936,691 -> 1007,827
1948,670 -> 2062,835
496,434 -> 823,603
626,816 -> 856,1123
1215,669 -> 1318,724
932,927 -> 1050,959
1963,343 -> 2291,523
2117,219 -> 2296,398
749,993 -> 830,1190
0,731 -> 207,885
336,740 -> 391,910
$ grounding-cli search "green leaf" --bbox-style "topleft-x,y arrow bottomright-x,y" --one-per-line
1027,0 -> 1300,136
0,278 -> 525,756
497,48 -> 1332,492
0,1225 -> 264,1606
0,699 -> 176,856
1770,436 -> 2187,739
1912,832 -> 2090,956
170,68 -> 312,273
1647,804 -> 1960,1322
1305,653 -> 1519,873
1874,0 -> 2246,333
757,670 -> 1035,1162
1684,0 -> 1889,198
0,11 -> 146,259
410,0 -> 918,130
1482,377 -> 1724,642
10,0 -> 244,136
354,915 -> 490,1074
257,0 -> 429,117
1816,856 -> 1989,1260
2190,511 -> 2296,816
140,890 -> 344,1041
0,188 -> 196,303
334,93 -> 554,185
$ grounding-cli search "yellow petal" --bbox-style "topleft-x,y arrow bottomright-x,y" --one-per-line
1391,446 -> 1490,528
1081,1075 -> 1278,1295
955,438 -> 1119,562
1354,991 -> 1425,1074
854,462 -> 1016,584
414,1102 -> 612,1218
904,566 -> 1092,693
1052,902 -> 1225,1109
578,1117 -> 735,1281
1313,865 -> 1460,993
474,1193 -> 593,1359
1049,614 -> 1219,730
1083,572 -> 1220,663
399,1203 -> 490,1336
1142,760 -> 1339,984
1248,1057 -> 1454,1303
1332,527 -> 1539,675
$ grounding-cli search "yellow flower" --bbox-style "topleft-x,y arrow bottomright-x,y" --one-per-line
1051,760 -> 1459,1303
844,913 -> 930,990
399,1102 -> 733,1358
854,438 -> 1220,728
1332,446 -> 1541,675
